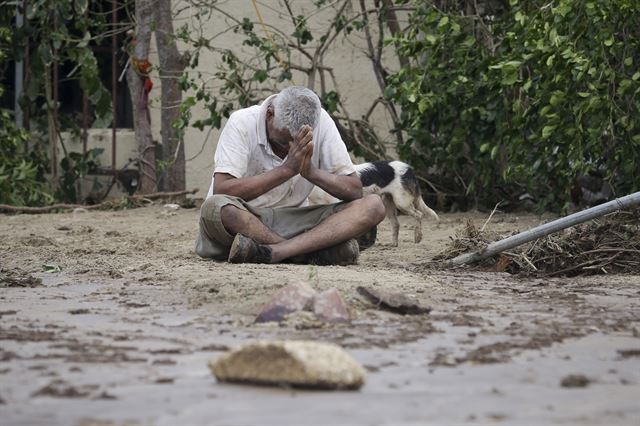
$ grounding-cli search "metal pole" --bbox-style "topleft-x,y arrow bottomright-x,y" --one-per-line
82,6 -> 88,157
82,93 -> 88,156
14,2 -> 24,128
447,191 -> 640,266
23,22 -> 30,133
111,0 -> 117,173
51,11 -> 58,179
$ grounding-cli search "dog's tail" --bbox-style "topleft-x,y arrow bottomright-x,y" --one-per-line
416,195 -> 439,221
411,175 -> 439,221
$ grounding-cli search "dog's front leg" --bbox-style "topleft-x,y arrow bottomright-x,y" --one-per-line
382,195 -> 400,246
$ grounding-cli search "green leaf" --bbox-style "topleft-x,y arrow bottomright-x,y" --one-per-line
38,44 -> 53,65
546,54 -> 555,67
183,96 -> 196,108
75,0 -> 88,14
542,125 -> 556,140
252,69 -> 268,82
617,80 -> 633,96
43,264 -> 62,273
549,91 -> 564,106
501,68 -> 518,85
490,146 -> 499,160
418,98 -> 428,113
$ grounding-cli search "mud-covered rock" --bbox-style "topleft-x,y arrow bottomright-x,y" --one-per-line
312,288 -> 350,323
561,374 -> 590,388
357,286 -> 430,315
209,340 -> 366,390
255,282 -> 316,323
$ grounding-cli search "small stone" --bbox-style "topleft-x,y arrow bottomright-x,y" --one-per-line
312,288 -> 350,323
560,374 -> 590,388
209,340 -> 366,390
617,349 -> 640,359
72,208 -> 88,214
357,286 -> 431,315
163,203 -> 181,210
255,282 -> 316,323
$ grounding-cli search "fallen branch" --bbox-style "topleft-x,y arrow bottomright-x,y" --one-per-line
446,191 -> 640,267
0,188 -> 199,214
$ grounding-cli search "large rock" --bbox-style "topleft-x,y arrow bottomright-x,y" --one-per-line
209,340 -> 366,390
255,282 -> 316,323
312,288 -> 350,323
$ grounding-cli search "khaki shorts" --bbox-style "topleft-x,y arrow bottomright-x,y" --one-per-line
195,194 -> 347,260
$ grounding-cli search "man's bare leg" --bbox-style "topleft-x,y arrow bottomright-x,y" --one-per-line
220,205 -> 284,245
268,194 -> 385,262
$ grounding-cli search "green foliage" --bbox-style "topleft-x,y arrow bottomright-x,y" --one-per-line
0,109 -> 53,206
18,0 -> 112,122
0,7 -> 52,206
56,148 -> 103,203
0,0 -> 115,206
386,0 -> 640,211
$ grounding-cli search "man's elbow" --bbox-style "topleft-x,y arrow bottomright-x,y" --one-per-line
346,183 -> 363,201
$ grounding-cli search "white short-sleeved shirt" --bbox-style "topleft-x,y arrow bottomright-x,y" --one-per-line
207,94 -> 355,208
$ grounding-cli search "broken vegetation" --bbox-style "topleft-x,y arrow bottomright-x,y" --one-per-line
433,208 -> 640,277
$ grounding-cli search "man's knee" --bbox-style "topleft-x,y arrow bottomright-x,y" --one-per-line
365,194 -> 386,225
220,204 -> 245,233
352,194 -> 385,227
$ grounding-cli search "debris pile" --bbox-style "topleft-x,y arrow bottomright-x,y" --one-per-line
435,208 -> 640,276
0,268 -> 42,288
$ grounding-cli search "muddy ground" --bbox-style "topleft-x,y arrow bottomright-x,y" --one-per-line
1,203 -> 639,425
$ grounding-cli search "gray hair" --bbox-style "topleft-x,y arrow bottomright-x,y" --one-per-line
271,86 -> 321,134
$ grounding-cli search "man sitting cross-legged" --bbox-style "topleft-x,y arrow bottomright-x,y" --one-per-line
195,85 -> 385,265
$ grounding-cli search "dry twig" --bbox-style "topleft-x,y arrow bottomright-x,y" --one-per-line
0,189 -> 198,214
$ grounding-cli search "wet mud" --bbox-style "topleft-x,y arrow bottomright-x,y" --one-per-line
1,205 -> 639,425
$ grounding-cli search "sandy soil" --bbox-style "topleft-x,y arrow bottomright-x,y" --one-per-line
1,203 -> 639,425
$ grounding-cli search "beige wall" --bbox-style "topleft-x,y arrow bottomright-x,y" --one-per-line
141,0 -> 400,198
59,129 -> 137,199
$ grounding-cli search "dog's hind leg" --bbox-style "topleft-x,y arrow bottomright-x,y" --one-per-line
390,191 -> 424,244
382,195 -> 400,246
399,203 -> 423,243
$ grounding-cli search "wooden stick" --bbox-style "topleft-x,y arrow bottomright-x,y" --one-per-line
0,189 -> 199,214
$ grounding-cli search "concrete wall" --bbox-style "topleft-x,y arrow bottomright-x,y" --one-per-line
59,129 -> 137,199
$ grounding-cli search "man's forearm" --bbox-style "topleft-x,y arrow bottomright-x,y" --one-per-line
214,167 -> 296,201
305,168 -> 362,201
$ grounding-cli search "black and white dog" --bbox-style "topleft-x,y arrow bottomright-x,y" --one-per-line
309,160 -> 439,246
